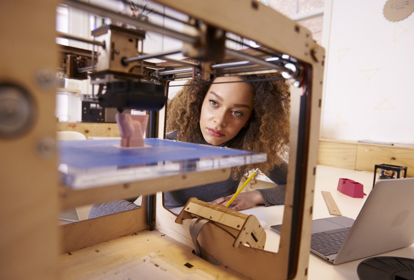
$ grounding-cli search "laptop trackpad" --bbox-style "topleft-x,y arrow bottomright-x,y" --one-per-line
312,216 -> 354,233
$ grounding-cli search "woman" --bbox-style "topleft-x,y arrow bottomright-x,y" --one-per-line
164,72 -> 290,211
88,72 -> 290,218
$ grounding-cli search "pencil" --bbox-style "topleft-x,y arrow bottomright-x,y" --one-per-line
225,168 -> 259,208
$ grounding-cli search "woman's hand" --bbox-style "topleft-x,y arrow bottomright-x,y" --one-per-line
210,190 -> 264,211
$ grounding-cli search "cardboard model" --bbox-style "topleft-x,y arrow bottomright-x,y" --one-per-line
116,113 -> 149,148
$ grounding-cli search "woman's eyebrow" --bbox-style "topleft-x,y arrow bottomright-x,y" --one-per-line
208,91 -> 251,109
234,104 -> 251,109
208,91 -> 224,101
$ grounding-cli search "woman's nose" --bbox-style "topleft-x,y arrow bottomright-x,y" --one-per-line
214,110 -> 228,127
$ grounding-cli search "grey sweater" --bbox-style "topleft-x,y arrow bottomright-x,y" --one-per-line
163,131 -> 287,208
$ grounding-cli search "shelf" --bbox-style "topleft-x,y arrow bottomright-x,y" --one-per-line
59,168 -> 232,210
59,138 -> 266,189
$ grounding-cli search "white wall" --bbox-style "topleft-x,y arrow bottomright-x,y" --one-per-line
321,0 -> 414,145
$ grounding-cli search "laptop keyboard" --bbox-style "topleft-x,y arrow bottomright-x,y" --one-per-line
311,228 -> 350,256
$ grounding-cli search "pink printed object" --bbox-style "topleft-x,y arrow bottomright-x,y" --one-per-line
116,113 -> 149,148
337,178 -> 366,198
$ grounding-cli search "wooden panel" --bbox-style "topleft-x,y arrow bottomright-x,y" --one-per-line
61,198 -> 147,253
0,1 -> 60,280
356,144 -> 414,177
156,65 -> 325,279
154,0 -> 321,66
155,40 -> 324,280
60,230 -> 248,280
318,139 -> 414,177
57,122 -> 120,138
318,139 -> 357,170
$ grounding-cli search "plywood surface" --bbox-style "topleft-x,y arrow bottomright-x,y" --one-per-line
356,144 -> 414,177
318,139 -> 357,170
61,200 -> 147,253
60,230 -> 248,280
0,1 -> 60,280
58,122 -> 120,138
318,139 -> 414,177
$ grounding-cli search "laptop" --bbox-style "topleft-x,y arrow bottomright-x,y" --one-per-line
271,178 -> 414,265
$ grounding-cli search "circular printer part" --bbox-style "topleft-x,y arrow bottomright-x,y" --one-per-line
0,83 -> 35,139
357,256 -> 414,280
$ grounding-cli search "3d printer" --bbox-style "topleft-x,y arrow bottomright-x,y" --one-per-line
0,0 -> 324,279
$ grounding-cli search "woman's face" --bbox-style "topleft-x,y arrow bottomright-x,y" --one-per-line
199,76 -> 254,146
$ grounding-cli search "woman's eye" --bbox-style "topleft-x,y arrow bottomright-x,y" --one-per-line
233,111 -> 244,117
209,100 -> 218,106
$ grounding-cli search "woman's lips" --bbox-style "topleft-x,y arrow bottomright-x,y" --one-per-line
207,128 -> 225,137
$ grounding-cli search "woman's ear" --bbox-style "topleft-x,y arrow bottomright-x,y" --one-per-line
243,120 -> 250,128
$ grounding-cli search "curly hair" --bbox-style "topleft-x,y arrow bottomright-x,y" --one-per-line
166,72 -> 290,179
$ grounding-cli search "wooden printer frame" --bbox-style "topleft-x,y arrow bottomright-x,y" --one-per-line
0,0 -> 324,279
